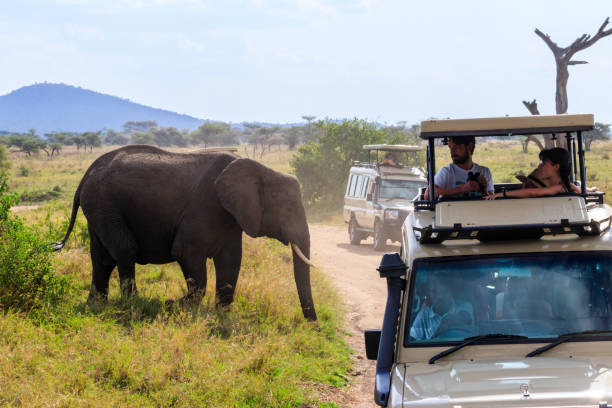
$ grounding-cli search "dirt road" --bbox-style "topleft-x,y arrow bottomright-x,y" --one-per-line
309,223 -> 401,408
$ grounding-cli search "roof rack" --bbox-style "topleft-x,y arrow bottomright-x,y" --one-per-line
413,219 -> 609,244
410,195 -> 612,244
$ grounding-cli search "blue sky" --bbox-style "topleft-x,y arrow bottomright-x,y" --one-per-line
1,0 -> 611,124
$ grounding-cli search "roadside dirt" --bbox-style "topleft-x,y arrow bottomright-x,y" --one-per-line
10,204 -> 39,213
309,223 -> 400,408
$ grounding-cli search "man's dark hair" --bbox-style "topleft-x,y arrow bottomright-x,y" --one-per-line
449,136 -> 476,154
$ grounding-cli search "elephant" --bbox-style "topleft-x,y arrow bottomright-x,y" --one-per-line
54,145 -> 317,320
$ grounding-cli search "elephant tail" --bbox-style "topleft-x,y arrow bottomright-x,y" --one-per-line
52,180 -> 82,251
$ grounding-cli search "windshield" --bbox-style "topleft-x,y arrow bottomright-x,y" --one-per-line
379,179 -> 425,200
406,252 -> 612,345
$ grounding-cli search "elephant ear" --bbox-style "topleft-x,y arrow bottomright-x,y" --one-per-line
214,158 -> 264,237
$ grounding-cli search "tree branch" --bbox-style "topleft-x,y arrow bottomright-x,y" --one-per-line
567,17 -> 612,57
522,99 -> 540,115
568,60 -> 589,65
535,28 -> 562,57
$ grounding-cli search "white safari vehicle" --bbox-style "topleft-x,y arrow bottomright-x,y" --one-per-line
365,114 -> 612,407
343,145 -> 426,250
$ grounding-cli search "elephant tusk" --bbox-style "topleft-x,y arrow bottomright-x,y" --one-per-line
291,243 -> 317,268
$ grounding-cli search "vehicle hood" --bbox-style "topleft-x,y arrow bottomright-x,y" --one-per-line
398,357 -> 612,407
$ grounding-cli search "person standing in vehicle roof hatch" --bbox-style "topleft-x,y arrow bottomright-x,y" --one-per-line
424,135 -> 494,199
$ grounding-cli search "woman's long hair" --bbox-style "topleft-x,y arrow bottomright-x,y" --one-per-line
539,148 -> 572,192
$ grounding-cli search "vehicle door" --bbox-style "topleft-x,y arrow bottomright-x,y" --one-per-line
361,177 -> 376,229
345,173 -> 368,224
352,174 -> 367,226
344,173 -> 358,222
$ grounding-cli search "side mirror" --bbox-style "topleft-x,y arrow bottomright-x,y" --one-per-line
364,330 -> 381,360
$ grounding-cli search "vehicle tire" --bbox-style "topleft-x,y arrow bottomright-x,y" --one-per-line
373,221 -> 386,251
349,217 -> 363,245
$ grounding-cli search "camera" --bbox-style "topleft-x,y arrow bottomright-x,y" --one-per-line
467,171 -> 486,195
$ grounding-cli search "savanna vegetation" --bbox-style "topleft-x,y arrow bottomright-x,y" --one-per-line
1,117 -> 610,407
0,146 -> 351,407
0,119 -> 318,162
291,119 -> 422,210
290,119 -> 611,211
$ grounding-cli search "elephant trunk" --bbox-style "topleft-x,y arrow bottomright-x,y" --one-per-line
291,241 -> 317,321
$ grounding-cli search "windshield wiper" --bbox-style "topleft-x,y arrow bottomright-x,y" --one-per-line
429,333 -> 528,364
526,330 -> 612,358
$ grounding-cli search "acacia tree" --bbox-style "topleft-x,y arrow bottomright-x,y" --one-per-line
191,122 -> 230,148
584,122 -> 611,151
122,120 -> 158,134
526,18 -> 612,149
301,115 -> 316,142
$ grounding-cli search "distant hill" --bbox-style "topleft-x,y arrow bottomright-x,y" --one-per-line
0,83 -> 205,134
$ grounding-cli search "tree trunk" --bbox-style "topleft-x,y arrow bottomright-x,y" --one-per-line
555,65 -> 569,115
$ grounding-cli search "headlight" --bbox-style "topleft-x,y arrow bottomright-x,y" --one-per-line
384,209 -> 399,219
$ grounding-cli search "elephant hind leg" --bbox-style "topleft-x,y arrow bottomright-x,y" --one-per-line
91,218 -> 139,298
213,237 -> 242,307
177,250 -> 207,305
88,231 -> 116,301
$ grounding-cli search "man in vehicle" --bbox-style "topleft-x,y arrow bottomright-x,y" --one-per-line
409,276 -> 474,340
381,152 -> 398,166
424,136 -> 494,199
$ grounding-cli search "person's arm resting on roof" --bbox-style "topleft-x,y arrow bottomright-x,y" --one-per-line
487,184 -> 567,199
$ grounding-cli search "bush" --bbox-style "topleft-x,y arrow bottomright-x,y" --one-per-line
291,118 -> 390,208
0,176 -> 72,314
0,145 -> 10,174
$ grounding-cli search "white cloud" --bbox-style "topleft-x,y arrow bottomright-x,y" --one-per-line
63,24 -> 105,41
296,0 -> 341,18
139,32 -> 205,53
53,0 -> 209,10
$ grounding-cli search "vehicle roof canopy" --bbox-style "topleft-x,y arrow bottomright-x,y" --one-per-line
420,114 -> 594,138
363,144 -> 424,152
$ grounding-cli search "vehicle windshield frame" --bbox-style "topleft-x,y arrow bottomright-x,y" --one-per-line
378,179 -> 426,200
403,250 -> 612,348
415,122 -> 595,211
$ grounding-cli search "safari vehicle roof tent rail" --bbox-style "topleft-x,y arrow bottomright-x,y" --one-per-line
412,114 -> 609,242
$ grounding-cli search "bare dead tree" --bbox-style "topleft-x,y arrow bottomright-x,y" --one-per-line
523,17 -> 612,149
520,99 -> 547,152
528,17 -> 612,148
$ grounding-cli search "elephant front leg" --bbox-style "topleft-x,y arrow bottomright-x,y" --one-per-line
213,237 -> 242,307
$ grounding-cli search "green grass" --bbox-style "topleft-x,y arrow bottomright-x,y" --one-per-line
2,145 -> 352,407
0,235 -> 351,407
